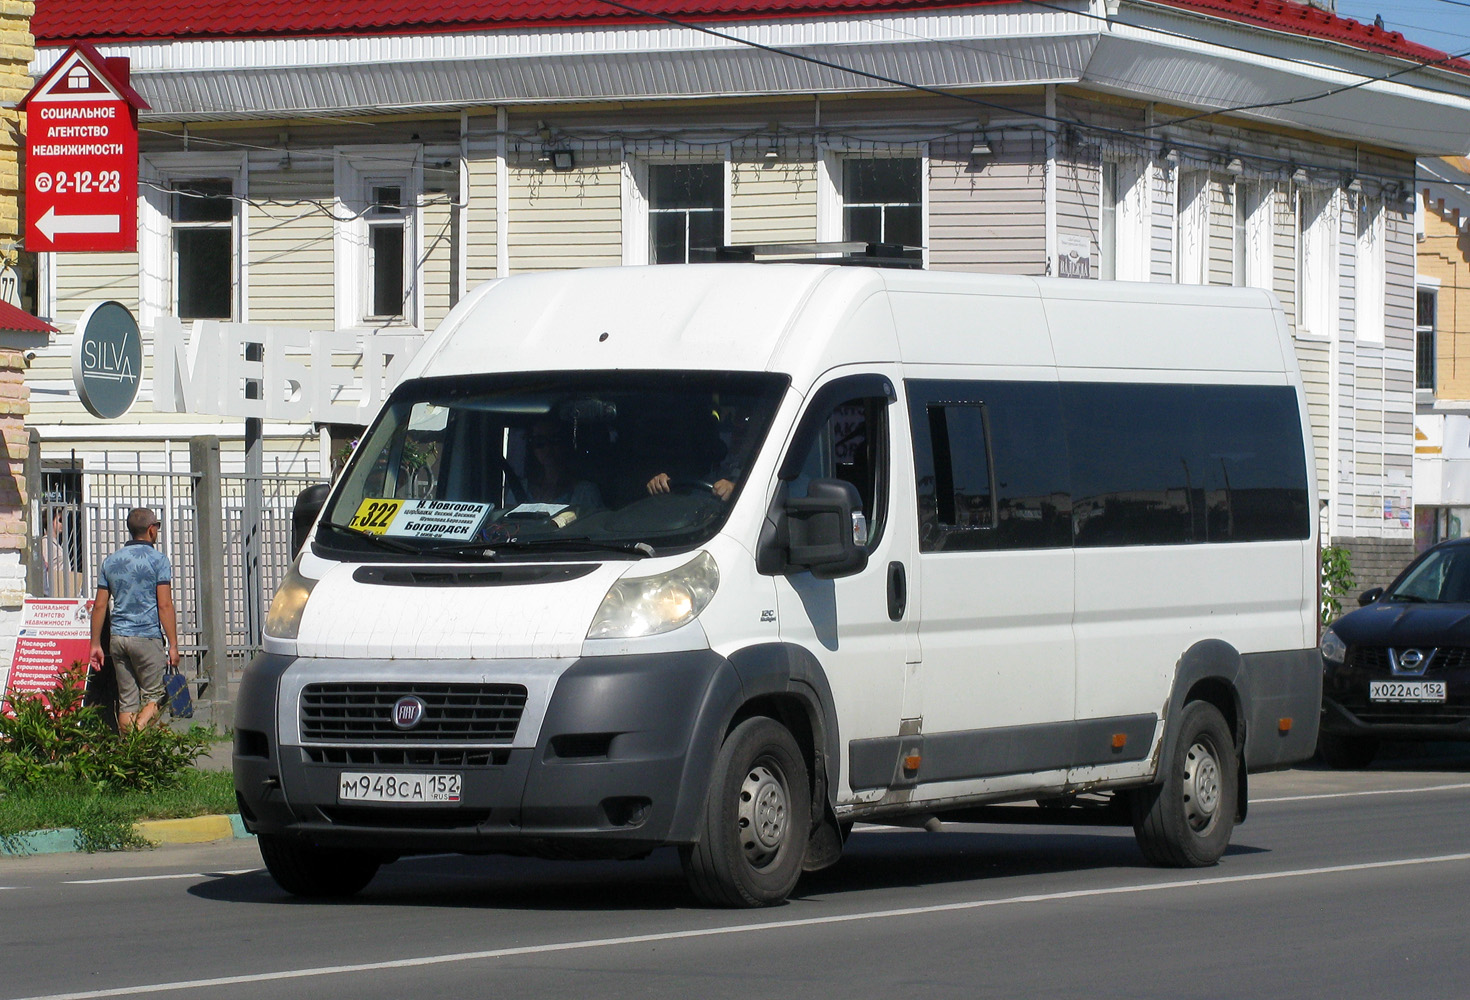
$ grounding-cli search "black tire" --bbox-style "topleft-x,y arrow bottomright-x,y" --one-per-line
1131,701 -> 1238,868
1317,732 -> 1380,770
680,716 -> 811,908
258,833 -> 380,898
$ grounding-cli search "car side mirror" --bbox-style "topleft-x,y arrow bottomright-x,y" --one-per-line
292,483 -> 331,556
780,478 -> 869,580
1358,587 -> 1384,606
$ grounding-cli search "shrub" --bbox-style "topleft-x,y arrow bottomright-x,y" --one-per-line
1321,545 -> 1356,625
0,663 -> 209,792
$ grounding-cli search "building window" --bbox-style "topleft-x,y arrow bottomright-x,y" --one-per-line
1355,195 -> 1385,343
366,184 -> 406,318
335,146 -> 421,328
1101,157 -> 1150,281
1297,188 -> 1338,338
1418,287 -> 1438,391
842,157 -> 922,261
170,178 -> 236,320
648,163 -> 724,264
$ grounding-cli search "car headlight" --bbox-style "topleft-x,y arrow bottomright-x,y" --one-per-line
265,559 -> 319,640
1320,627 -> 1347,666
588,551 -> 719,639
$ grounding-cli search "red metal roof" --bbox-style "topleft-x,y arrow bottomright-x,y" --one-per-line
31,0 -> 1470,74
0,300 -> 57,335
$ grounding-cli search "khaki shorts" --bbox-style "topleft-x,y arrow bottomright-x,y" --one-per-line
110,635 -> 166,714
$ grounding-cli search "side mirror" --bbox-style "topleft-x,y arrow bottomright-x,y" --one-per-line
1358,587 -> 1384,607
292,483 -> 331,556
783,478 -> 869,580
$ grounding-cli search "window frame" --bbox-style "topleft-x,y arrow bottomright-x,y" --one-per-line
1100,154 -> 1150,282
621,151 -> 732,266
1417,281 -> 1439,394
1354,192 -> 1386,343
1295,185 -> 1339,340
138,151 -> 247,328
334,145 -> 423,330
817,144 -> 929,268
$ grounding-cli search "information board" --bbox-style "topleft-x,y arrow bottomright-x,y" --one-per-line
0,598 -> 94,714
20,45 -> 147,253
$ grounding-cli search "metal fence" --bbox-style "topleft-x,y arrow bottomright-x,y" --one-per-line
32,446 -> 323,682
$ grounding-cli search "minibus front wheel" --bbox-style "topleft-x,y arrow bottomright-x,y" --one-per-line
680,716 -> 812,908
258,833 -> 381,898
1130,700 -> 1237,867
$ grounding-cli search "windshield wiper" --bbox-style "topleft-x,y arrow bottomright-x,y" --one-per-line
1387,593 -> 1429,603
472,537 -> 656,557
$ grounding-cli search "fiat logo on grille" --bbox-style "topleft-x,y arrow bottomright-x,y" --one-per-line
391,696 -> 427,730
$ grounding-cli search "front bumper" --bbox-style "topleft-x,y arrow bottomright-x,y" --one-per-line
1321,652 -> 1470,741
233,649 -> 739,855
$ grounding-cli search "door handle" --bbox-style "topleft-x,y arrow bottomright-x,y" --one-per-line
887,561 -> 907,622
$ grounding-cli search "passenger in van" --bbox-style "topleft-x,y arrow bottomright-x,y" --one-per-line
506,419 -> 604,513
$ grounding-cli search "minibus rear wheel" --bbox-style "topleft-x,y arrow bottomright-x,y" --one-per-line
258,833 -> 380,898
1130,700 -> 1237,867
681,716 -> 811,908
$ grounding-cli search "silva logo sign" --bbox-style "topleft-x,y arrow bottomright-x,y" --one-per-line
391,696 -> 427,730
72,301 -> 141,419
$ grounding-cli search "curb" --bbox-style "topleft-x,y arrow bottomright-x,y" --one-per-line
0,814 -> 254,857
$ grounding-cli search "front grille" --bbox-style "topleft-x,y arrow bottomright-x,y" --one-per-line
1348,646 -> 1470,674
303,746 -> 510,767
300,683 -> 527,743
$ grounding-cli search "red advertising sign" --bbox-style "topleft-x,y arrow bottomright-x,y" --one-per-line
0,598 -> 94,715
20,44 -> 148,253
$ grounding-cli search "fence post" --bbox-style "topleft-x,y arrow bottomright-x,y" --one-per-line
24,428 -> 40,598
191,436 -> 230,725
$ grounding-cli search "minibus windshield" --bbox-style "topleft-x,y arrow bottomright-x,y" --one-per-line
319,370 -> 789,558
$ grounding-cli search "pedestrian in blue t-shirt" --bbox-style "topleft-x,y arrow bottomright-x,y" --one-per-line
88,507 -> 179,730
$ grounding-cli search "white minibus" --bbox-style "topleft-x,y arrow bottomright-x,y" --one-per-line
235,263 -> 1321,907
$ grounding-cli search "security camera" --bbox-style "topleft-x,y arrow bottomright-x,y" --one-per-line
22,350 -> 35,365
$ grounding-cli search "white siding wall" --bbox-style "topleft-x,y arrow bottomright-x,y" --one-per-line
246,166 -> 334,327
730,160 -> 817,244
507,160 -> 621,273
929,133 -> 1046,274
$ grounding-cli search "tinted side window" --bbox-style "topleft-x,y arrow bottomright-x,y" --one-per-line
1063,383 -> 1195,547
1063,383 -> 1309,546
1197,385 -> 1310,542
909,380 -> 1071,552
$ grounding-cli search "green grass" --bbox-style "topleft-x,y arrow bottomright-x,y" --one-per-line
0,769 -> 237,852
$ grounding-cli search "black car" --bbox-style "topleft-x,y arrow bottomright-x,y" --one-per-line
1319,537 -> 1470,768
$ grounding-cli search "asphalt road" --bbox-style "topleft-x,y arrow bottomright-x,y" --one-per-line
4,750 -> 1470,1000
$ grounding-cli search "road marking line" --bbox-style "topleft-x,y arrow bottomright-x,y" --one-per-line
10,852 -> 1470,1000
1256,781 -> 1470,804
63,869 -> 258,886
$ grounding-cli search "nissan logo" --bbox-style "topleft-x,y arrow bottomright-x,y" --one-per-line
391,696 -> 427,730
1400,649 -> 1425,670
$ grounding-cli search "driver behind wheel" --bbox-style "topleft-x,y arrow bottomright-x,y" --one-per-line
646,408 -> 753,502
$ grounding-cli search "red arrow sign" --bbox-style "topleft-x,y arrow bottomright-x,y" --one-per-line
21,46 -> 146,253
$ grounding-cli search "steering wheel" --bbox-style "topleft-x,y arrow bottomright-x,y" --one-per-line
665,478 -> 717,495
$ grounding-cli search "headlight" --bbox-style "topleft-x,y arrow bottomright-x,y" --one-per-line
588,551 -> 719,639
265,559 -> 319,640
1319,627 -> 1347,666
